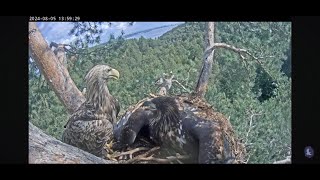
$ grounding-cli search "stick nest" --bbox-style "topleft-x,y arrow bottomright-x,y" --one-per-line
103,93 -> 246,164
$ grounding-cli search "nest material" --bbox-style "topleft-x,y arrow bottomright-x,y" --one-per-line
104,93 -> 246,164
177,94 -> 247,163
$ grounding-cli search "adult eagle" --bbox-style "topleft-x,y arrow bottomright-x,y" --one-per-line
113,95 -> 246,164
62,65 -> 120,157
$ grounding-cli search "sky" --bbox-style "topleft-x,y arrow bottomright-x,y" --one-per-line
37,22 -> 185,45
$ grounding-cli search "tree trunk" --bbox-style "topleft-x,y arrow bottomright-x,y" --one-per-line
28,22 -> 85,114
195,22 -> 215,98
29,122 -> 115,164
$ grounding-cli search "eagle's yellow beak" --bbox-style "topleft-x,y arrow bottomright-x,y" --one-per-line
108,69 -> 120,80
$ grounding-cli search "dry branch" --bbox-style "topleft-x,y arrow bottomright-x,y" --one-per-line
155,72 -> 191,95
132,154 -> 190,164
110,147 -> 149,158
208,42 -> 275,78
245,111 -> 263,145
208,43 -> 274,64
173,80 -> 191,93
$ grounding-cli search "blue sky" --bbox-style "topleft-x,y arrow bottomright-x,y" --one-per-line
37,22 -> 185,45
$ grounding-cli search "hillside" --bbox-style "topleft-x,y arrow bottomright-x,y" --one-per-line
29,22 -> 291,163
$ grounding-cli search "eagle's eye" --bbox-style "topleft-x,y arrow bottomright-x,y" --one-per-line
103,68 -> 111,78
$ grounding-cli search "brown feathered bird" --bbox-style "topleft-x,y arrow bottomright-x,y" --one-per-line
62,65 -> 120,157
114,95 -> 246,164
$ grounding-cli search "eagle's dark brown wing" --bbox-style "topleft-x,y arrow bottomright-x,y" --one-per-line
178,95 -> 246,163
63,103 -> 96,128
109,96 -> 120,125
181,111 -> 235,164
113,108 -> 152,149
62,102 -> 113,157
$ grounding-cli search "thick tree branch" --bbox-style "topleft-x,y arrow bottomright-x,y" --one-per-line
29,22 -> 85,114
29,122 -> 115,164
208,43 -> 274,65
209,43 -> 275,78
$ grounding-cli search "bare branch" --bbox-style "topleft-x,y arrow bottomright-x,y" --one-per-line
245,111 -> 263,145
185,68 -> 192,86
207,42 -> 275,78
155,72 -> 174,95
209,43 -> 274,61
172,80 -> 191,93
208,43 -> 247,54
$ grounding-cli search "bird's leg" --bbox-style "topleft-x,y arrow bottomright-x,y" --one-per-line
104,140 -> 121,161
104,139 -> 115,154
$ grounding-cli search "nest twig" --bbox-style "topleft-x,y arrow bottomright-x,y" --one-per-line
109,147 -> 149,159
124,147 -> 161,164
123,147 -> 190,164
131,154 -> 190,164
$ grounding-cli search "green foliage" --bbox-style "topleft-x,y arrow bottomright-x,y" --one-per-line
29,22 -> 291,163
29,61 -> 69,138
69,22 -> 104,48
